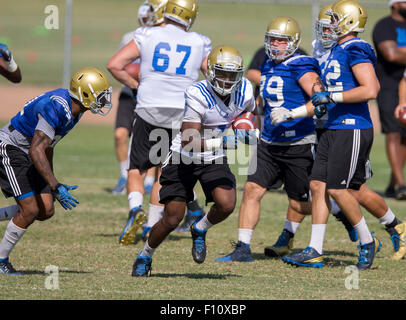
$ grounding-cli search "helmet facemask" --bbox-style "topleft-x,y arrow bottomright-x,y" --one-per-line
138,3 -> 156,26
264,32 -> 300,61
208,65 -> 244,96
315,17 -> 337,49
88,86 -> 113,116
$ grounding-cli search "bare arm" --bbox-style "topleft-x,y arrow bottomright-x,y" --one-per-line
200,56 -> 208,77
377,40 -> 406,65
29,130 -> 58,190
395,76 -> 406,118
0,58 -> 21,83
107,41 -> 140,89
245,69 -> 261,87
298,71 -> 325,116
181,121 -> 205,152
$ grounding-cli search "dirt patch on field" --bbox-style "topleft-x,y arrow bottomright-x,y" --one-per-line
0,84 -> 382,131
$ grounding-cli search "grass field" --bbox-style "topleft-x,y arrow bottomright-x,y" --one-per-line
0,123 -> 404,300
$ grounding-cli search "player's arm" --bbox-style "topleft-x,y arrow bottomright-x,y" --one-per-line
246,69 -> 261,87
200,56 -> 208,77
0,44 -> 21,83
395,75 -> 406,118
107,40 -> 140,90
376,40 -> 406,65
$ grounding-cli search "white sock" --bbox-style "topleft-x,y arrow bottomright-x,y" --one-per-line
144,175 -> 154,187
354,217 -> 373,245
140,240 -> 155,257
0,219 -> 26,259
330,200 -> 341,215
0,205 -> 18,221
379,208 -> 396,226
308,224 -> 326,255
284,219 -> 301,235
146,204 -> 164,228
119,160 -> 128,179
128,191 -> 143,211
238,228 -> 253,245
195,214 -> 213,232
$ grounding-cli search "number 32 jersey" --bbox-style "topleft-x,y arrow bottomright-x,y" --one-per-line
133,24 -> 211,128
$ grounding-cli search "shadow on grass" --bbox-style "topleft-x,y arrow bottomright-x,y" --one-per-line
150,273 -> 242,279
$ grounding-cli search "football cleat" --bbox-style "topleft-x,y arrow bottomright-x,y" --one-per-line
132,251 -> 152,277
395,185 -> 406,200
119,207 -> 147,246
0,258 -> 23,276
282,246 -> 323,268
111,176 -> 127,195
190,221 -> 207,264
264,229 -> 294,257
141,226 -> 151,242
215,241 -> 253,262
176,205 -> 205,233
333,211 -> 358,242
356,236 -> 381,270
387,222 -> 406,260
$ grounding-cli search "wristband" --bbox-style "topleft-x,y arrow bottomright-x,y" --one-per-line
290,105 -> 308,119
331,92 -> 344,103
6,57 -> 17,73
204,138 -> 222,150
52,183 -> 62,193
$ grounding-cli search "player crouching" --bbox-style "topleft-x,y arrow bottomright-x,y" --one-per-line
132,45 -> 258,277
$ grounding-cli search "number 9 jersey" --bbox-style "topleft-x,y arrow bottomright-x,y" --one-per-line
133,24 -> 211,128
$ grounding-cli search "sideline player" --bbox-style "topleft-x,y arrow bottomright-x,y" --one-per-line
0,67 -> 112,275
111,1 -> 165,195
0,43 -> 21,83
215,17 -> 325,262
274,1 -> 382,270
107,0 -> 209,246
132,45 -> 258,276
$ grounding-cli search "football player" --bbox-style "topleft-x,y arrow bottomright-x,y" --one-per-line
132,45 -> 257,276
107,0 -> 209,247
0,67 -> 112,275
273,0 -> 383,270
0,43 -> 21,83
215,17 -> 325,262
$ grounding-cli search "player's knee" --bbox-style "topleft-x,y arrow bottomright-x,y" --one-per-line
243,182 -> 265,201
162,213 -> 183,230
310,180 -> 324,195
36,205 -> 55,221
215,200 -> 235,216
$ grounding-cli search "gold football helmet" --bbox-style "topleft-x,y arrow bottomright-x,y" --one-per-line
164,0 -> 198,31
69,67 -> 112,116
138,0 -> 168,26
328,0 -> 367,39
315,4 -> 336,48
207,45 -> 244,96
265,16 -> 301,61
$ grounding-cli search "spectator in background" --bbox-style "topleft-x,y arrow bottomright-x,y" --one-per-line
0,43 -> 21,83
372,0 -> 406,200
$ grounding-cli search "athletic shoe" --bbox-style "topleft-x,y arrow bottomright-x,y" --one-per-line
395,185 -> 406,200
384,184 -> 396,198
215,241 -> 253,262
111,176 -> 127,195
132,251 -> 152,277
190,221 -> 207,264
387,222 -> 406,260
282,246 -> 323,268
141,226 -> 151,242
119,207 -> 147,246
176,207 -> 205,232
356,236 -> 382,270
0,258 -> 23,276
264,229 -> 294,257
333,210 -> 358,242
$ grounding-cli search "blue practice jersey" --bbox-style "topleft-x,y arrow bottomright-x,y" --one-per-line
259,53 -> 319,143
11,88 -> 80,146
321,38 -> 377,129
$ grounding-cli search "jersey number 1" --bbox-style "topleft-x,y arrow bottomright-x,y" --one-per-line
152,42 -> 191,75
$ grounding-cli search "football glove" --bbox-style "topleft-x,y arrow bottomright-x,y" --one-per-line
311,92 -> 333,106
314,105 -> 327,119
270,107 -> 292,125
52,183 -> 79,210
235,129 -> 258,145
0,43 -> 12,62
222,134 -> 238,150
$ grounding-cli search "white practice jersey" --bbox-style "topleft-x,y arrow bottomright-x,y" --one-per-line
133,24 -> 212,129
312,39 -> 331,128
170,78 -> 256,162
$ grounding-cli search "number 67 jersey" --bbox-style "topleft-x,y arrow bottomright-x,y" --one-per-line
133,24 -> 211,129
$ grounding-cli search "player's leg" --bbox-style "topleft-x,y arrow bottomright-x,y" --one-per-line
143,167 -> 156,195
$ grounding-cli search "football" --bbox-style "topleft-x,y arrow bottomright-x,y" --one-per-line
399,107 -> 406,128
125,63 -> 140,80
232,112 -> 257,131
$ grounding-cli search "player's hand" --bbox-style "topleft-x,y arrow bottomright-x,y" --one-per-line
0,44 -> 12,62
222,134 -> 238,150
270,107 -> 292,125
314,105 -> 327,119
394,104 -> 406,119
235,129 -> 258,145
53,184 -> 79,210
311,92 -> 332,106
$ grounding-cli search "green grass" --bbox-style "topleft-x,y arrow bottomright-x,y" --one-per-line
0,124 -> 404,299
0,0 -> 393,86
